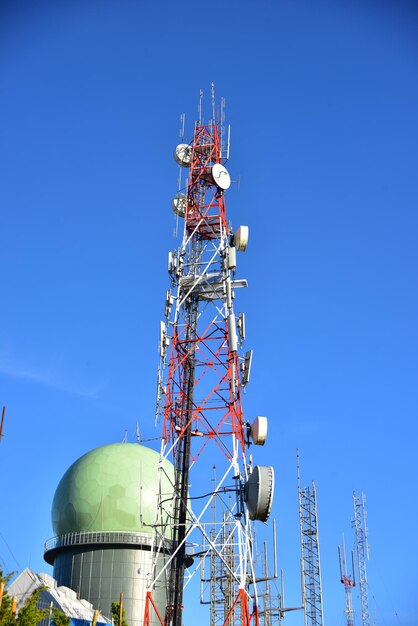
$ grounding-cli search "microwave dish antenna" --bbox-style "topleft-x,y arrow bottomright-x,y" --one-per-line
245,465 -> 275,522
212,163 -> 231,189
172,193 -> 187,217
174,143 -> 192,167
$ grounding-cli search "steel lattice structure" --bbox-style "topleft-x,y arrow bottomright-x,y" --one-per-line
353,492 -> 370,626
298,455 -> 324,626
143,88 -> 273,626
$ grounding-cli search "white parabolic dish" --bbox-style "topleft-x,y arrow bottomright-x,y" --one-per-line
212,163 -> 231,190
172,193 -> 187,218
174,143 -> 192,167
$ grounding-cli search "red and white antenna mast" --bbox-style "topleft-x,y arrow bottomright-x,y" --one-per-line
143,85 -> 274,626
338,534 -> 356,626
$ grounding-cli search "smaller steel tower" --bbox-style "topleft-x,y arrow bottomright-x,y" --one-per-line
297,451 -> 324,626
338,534 -> 356,626
353,492 -> 370,626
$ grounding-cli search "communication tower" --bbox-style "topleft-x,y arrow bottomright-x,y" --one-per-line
143,86 -> 275,626
352,492 -> 370,626
338,534 -> 356,626
297,452 -> 324,626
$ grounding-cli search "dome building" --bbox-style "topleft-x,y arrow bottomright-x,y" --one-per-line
44,443 -> 174,626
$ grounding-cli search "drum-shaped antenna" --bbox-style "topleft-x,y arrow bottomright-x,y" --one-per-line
244,465 -> 274,522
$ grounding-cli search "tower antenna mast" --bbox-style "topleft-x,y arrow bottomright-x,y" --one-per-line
297,450 -> 325,626
353,492 -> 370,626
144,89 -> 274,626
338,534 -> 356,626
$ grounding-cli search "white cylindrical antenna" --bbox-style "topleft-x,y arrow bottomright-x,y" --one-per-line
228,313 -> 238,352
273,518 -> 278,578
263,540 -> 268,577
341,532 -> 348,577
228,246 -> 237,271
281,568 -> 285,609
338,545 -> 343,581
211,81 -> 215,122
220,96 -> 225,156
179,113 -> 185,140
226,278 -> 232,309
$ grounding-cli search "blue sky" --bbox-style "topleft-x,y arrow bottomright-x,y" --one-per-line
1,1 -> 417,624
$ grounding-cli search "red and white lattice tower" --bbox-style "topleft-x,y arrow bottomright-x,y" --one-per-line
143,86 -> 274,626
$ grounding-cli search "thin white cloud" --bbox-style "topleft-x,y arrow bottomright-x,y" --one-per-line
0,357 -> 99,399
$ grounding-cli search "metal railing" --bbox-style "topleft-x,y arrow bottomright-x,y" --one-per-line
44,530 -> 155,553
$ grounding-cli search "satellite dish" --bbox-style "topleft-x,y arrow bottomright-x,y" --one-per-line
244,465 -> 274,522
172,193 -> 187,218
174,143 -> 192,167
212,163 -> 231,190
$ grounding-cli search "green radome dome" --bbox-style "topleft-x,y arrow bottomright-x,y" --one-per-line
52,443 -> 174,536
